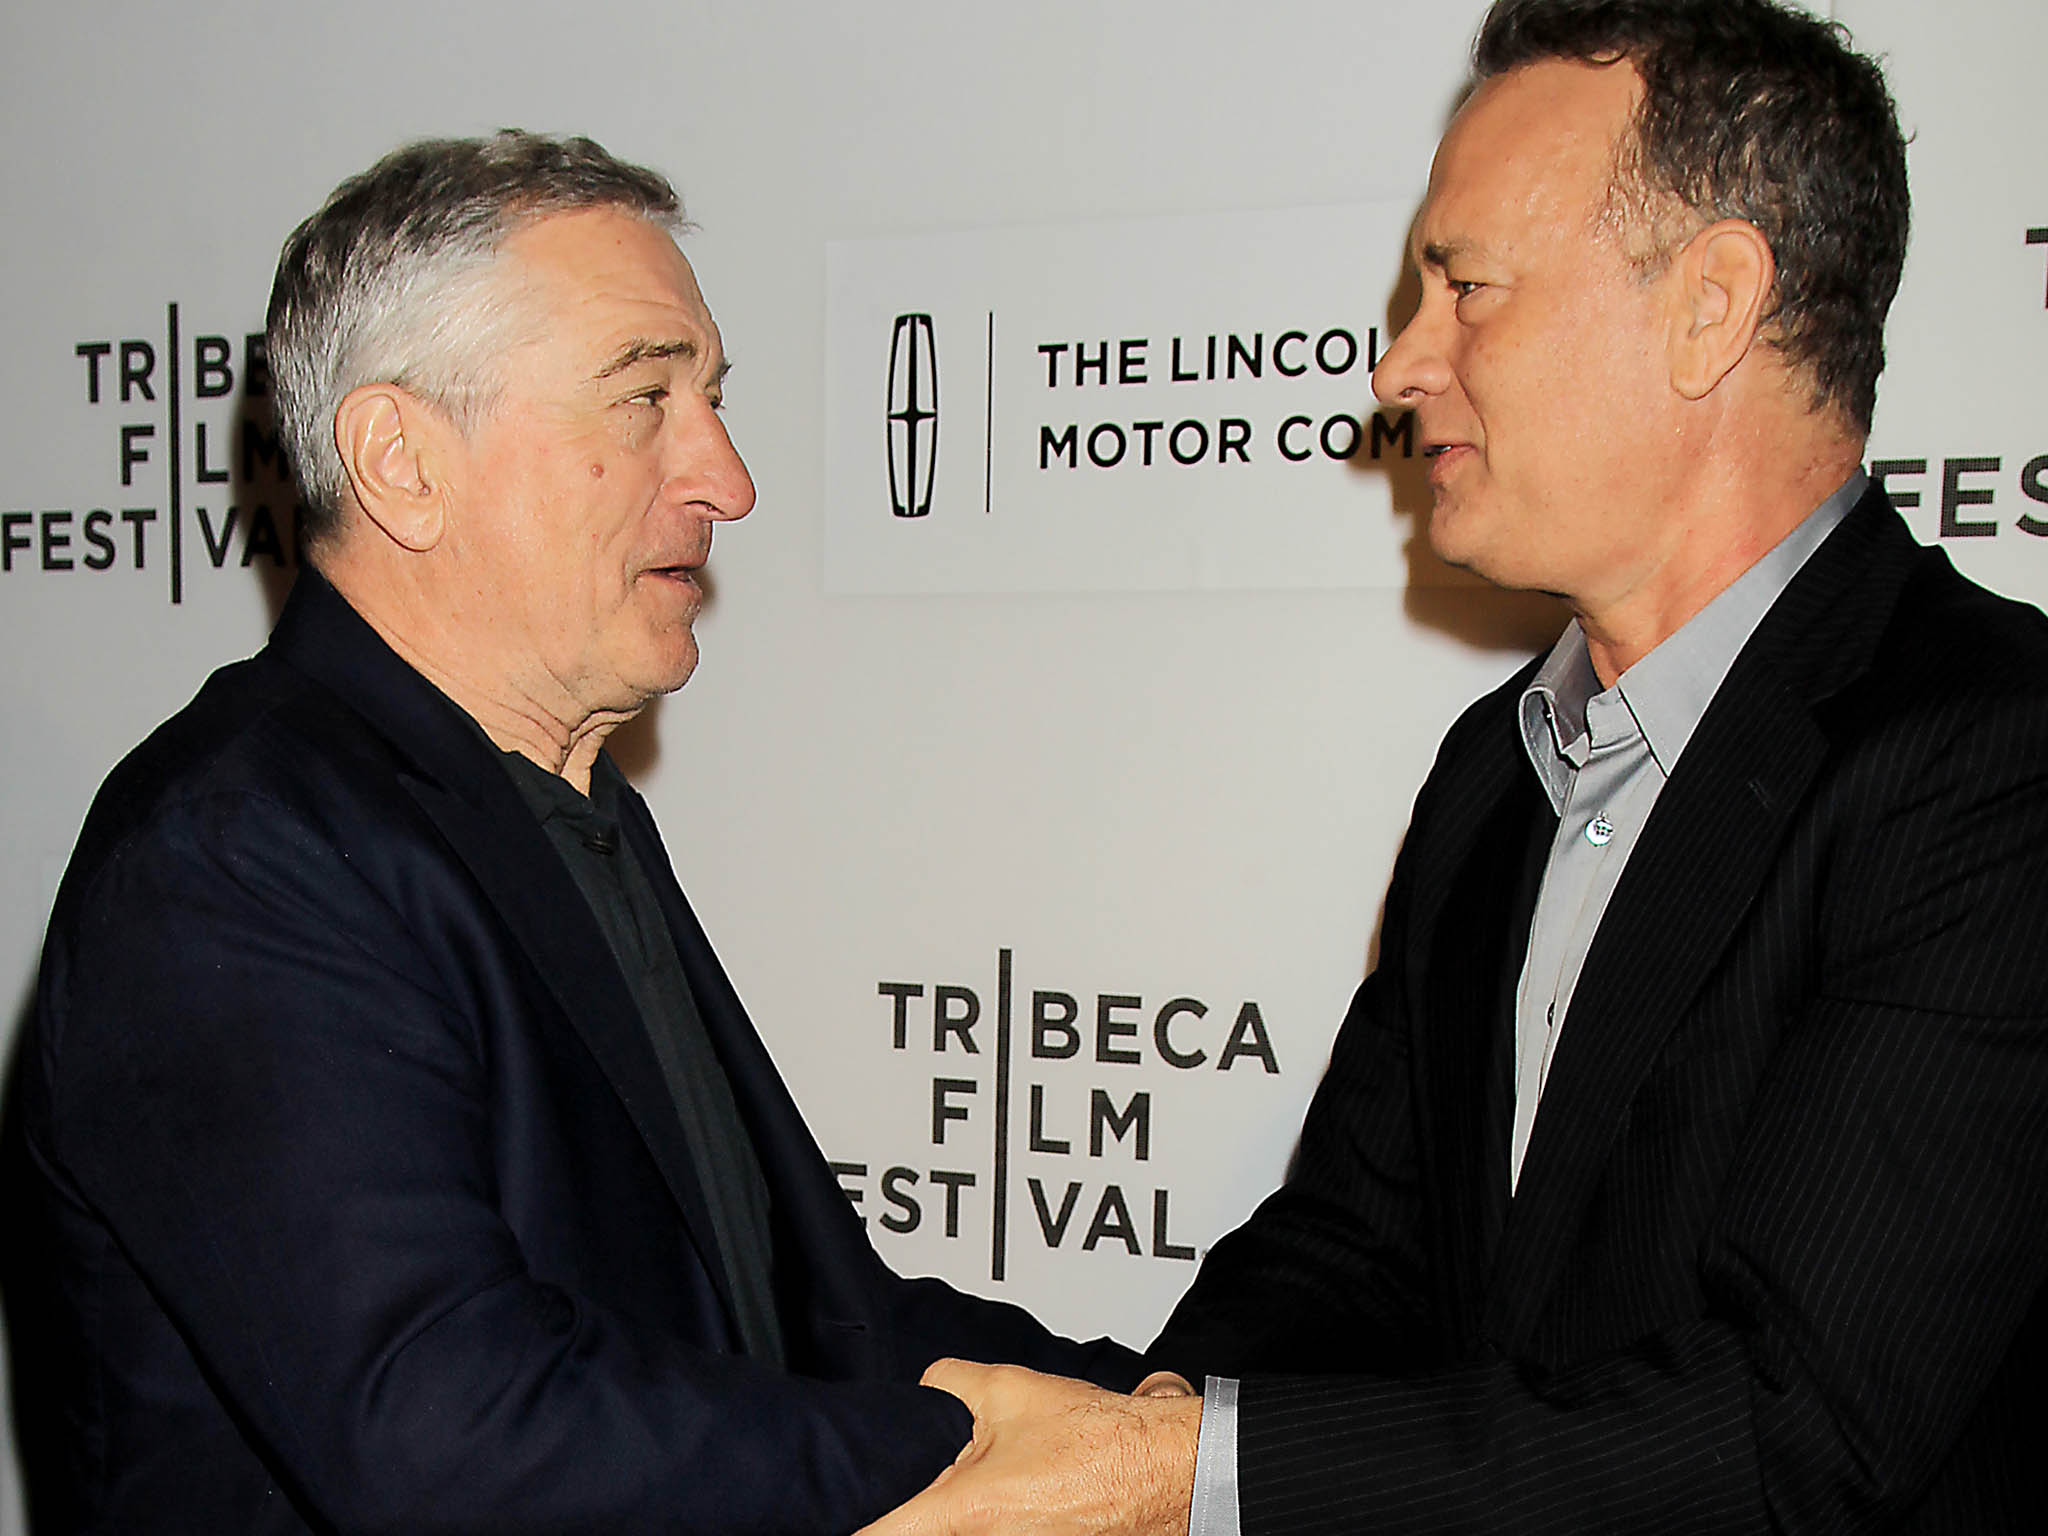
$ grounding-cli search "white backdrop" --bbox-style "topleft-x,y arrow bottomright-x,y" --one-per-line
2,2 -> 2042,1529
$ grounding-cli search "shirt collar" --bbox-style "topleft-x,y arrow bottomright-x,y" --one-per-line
1519,470 -> 1865,805
1519,626 -> 1599,809
498,744 -> 622,826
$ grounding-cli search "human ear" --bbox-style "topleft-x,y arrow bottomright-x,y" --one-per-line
1667,219 -> 1775,401
333,385 -> 448,552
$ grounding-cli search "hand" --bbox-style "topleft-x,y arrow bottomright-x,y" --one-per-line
856,1359 -> 1201,1535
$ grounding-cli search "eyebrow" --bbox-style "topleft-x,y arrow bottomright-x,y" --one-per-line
1418,239 -> 1474,271
594,337 -> 703,380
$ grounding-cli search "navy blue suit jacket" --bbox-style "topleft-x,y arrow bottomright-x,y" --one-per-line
8,569 -> 1139,1534
1154,489 -> 2048,1533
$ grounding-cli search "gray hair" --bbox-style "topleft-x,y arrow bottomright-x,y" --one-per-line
265,130 -> 683,541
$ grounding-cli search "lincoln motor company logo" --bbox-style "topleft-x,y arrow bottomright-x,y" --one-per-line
886,312 -> 938,518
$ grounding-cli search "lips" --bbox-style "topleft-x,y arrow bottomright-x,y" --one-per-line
642,562 -> 703,594
1423,442 -> 1474,479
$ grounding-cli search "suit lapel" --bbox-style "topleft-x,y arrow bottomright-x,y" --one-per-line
1483,486 -> 1921,1342
611,782 -> 884,1349
1414,741 -> 1549,1352
400,780 -> 737,1310
1486,673 -> 1828,1339
266,571 -> 738,1329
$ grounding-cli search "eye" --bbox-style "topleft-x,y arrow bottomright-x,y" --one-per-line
629,386 -> 670,409
1449,279 -> 1485,299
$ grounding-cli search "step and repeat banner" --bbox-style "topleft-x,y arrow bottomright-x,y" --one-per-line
1,1 -> 2040,1527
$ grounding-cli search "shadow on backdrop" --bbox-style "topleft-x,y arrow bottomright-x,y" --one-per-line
1331,198 -> 1568,1007
1347,235 -> 1570,661
1,972 -> 56,1532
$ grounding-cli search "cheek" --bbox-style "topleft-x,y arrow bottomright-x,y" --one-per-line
1513,329 -> 1636,461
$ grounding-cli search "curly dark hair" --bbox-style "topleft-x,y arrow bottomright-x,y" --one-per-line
1475,0 -> 1908,433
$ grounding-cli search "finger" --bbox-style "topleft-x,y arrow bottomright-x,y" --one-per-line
1133,1370 -> 1196,1398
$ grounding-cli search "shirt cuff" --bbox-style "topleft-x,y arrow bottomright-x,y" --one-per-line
1187,1375 -> 1241,1536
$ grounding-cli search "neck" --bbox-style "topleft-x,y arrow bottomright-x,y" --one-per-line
1579,427 -> 1862,688
315,550 -> 632,797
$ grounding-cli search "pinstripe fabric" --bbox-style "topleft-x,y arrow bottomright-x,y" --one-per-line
1152,488 -> 2048,1533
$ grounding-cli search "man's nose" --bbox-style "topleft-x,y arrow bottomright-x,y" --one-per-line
1371,304 -> 1452,409
672,399 -> 757,522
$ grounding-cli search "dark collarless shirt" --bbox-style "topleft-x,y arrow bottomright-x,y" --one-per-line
498,747 -> 785,1367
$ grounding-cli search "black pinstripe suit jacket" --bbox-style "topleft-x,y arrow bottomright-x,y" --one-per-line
1152,486 -> 2048,1534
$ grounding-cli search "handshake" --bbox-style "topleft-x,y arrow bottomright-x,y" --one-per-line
857,1362 -> 1205,1536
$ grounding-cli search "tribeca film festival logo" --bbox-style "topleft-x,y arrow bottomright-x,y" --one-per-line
1868,225 -> 2048,542
831,948 -> 1281,1283
3,305 -> 304,601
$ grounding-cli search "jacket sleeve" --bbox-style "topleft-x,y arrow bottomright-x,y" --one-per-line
1148,871 -> 1439,1381
871,1271 -> 1151,1392
1147,690 -> 1528,1385
32,784 -> 973,1536
608,771 -> 1153,1403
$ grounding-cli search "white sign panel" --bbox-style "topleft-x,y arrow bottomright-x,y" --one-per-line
825,202 -> 1435,594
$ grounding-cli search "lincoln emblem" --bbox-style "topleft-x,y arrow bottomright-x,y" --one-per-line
886,312 -> 938,518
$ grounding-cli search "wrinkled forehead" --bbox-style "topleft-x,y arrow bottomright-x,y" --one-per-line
500,205 -> 720,347
489,207 -> 729,378
1413,59 -> 1642,263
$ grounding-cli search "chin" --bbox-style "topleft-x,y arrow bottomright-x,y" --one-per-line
613,633 -> 701,705
649,649 -> 701,697
1423,501 -> 1485,573
1423,497 -> 1541,594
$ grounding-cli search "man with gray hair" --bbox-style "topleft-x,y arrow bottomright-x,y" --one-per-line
6,130 -> 1138,1534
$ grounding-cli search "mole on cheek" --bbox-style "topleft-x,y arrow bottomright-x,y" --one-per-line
588,462 -> 606,480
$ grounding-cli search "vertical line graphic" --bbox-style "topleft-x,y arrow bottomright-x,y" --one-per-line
991,945 -> 1014,1281
166,302 -> 183,605
983,311 -> 995,514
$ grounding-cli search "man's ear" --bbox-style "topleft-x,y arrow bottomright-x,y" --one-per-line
332,384 -> 451,552
1667,219 -> 1775,401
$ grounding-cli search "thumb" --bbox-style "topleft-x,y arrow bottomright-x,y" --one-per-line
919,1356 -> 1000,1407
1134,1371 -> 1196,1398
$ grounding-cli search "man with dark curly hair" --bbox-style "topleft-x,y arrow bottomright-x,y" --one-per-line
864,3 -> 2048,1533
